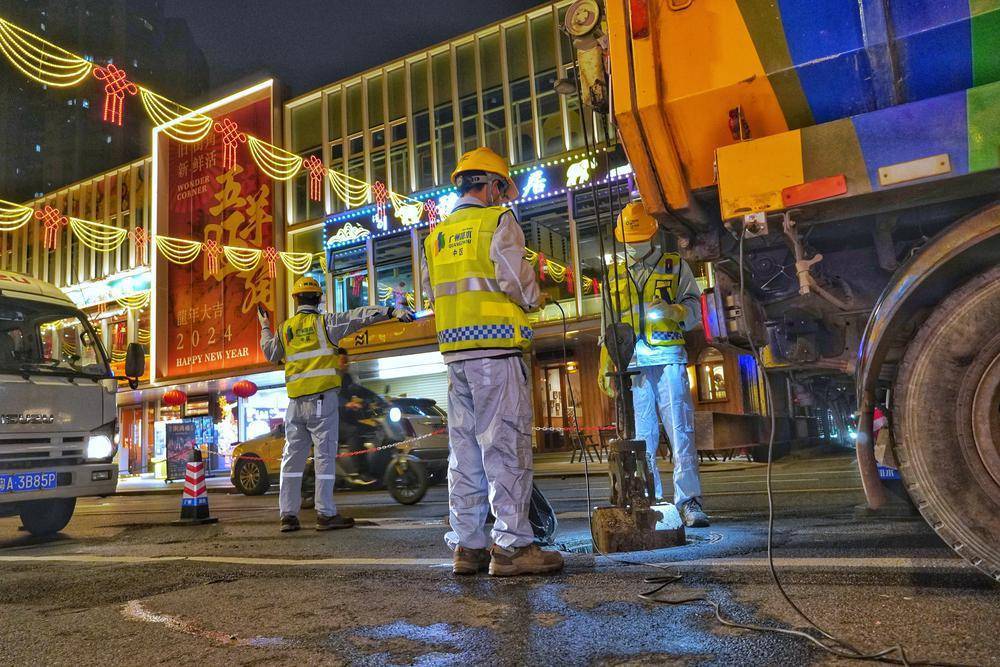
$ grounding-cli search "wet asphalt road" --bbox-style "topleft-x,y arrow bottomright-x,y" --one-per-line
0,448 -> 996,666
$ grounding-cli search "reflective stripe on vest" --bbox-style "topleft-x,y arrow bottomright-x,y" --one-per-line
282,311 -> 341,398
608,253 -> 685,347
424,205 -> 532,354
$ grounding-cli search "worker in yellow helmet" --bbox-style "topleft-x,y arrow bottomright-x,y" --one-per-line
601,201 -> 709,527
420,146 -> 563,576
258,275 -> 413,533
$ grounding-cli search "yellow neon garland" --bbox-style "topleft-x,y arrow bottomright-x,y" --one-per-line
247,136 -> 303,181
0,19 -> 93,88
222,246 -> 262,272
68,218 -> 128,253
154,236 -> 202,264
327,170 -> 371,208
0,198 -> 33,231
278,251 -> 313,274
138,88 -> 213,143
116,291 -> 150,311
316,252 -> 328,273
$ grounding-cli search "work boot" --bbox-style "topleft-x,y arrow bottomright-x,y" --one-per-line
489,544 -> 564,577
316,514 -> 355,531
452,546 -> 491,575
679,499 -> 710,527
280,515 -> 301,533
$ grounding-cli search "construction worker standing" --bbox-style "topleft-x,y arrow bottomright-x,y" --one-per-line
600,201 -> 710,528
259,276 -> 413,532
421,146 -> 564,576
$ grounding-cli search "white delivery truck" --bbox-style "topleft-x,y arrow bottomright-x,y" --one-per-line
0,271 -> 143,536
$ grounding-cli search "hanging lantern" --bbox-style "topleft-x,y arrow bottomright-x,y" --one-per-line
232,380 -> 258,399
162,389 -> 187,407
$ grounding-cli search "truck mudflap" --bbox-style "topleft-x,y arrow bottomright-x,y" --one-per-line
855,203 -> 1000,508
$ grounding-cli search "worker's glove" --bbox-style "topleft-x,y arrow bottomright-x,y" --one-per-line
257,309 -> 270,330
392,308 -> 415,323
649,301 -> 688,324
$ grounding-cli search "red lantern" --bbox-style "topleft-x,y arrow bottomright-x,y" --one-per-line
162,389 -> 187,407
232,380 -> 258,399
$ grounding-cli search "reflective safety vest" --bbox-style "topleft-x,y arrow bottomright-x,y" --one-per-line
424,205 -> 532,354
282,311 -> 341,399
608,252 -> 685,346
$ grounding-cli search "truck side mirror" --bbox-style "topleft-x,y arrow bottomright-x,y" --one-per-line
124,342 -> 145,389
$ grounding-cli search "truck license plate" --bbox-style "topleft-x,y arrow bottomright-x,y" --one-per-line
0,471 -> 57,494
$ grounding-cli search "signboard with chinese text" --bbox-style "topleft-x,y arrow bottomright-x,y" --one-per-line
154,83 -> 277,380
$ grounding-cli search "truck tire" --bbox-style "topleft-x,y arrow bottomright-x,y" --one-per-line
234,456 -> 270,495
19,498 -> 76,536
893,265 -> 1000,581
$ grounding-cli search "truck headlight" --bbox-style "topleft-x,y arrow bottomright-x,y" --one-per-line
87,434 -> 114,461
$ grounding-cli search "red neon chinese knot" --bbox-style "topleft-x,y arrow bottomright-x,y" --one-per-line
35,206 -> 68,250
424,199 -> 439,228
203,239 -> 223,274
302,156 -> 325,202
372,181 -> 388,229
214,119 -> 246,170
129,227 -> 148,265
263,246 -> 279,278
93,64 -> 137,126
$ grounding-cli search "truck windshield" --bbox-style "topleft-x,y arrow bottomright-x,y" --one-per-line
0,297 -> 110,378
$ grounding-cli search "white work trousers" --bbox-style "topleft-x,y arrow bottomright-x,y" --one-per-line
279,389 -> 339,518
631,363 -> 702,506
445,356 -> 535,550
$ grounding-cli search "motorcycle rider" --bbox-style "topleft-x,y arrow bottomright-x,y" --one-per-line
600,201 -> 710,527
259,276 -> 413,532
421,146 -> 564,576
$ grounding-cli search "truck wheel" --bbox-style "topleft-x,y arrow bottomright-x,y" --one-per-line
234,456 -> 270,495
19,498 -> 76,536
893,265 -> 1000,581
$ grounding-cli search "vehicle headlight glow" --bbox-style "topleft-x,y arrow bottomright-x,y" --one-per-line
388,407 -> 402,423
86,434 -> 114,461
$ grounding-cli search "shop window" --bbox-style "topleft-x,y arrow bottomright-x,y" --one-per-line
479,32 -> 507,157
456,42 -> 480,154
290,99 -> 321,154
432,51 -> 455,185
374,233 -> 414,310
327,89 -> 343,143
506,22 -> 536,164
346,82 -> 363,136
330,243 -> 369,312
387,67 -> 406,122
519,213 -> 575,322
137,306 -> 150,355
410,59 -> 434,189
367,75 -> 384,128
573,182 -> 632,316
241,386 -> 289,441
370,128 -> 387,187
531,13 -> 563,156
389,122 -> 409,193
292,147 -> 324,223
290,226 -> 327,294
697,347 -> 728,402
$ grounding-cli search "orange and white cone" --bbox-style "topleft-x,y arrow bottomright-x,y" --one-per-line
173,447 -> 218,525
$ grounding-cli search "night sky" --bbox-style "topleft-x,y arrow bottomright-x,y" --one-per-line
163,0 -> 547,97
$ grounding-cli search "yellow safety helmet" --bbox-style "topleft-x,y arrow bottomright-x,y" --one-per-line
451,147 -> 520,201
614,201 -> 659,243
291,276 -> 323,296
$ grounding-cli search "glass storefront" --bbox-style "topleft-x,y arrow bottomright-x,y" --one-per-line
241,386 -> 289,441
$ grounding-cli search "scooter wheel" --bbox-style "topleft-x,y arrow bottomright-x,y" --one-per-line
384,456 -> 429,505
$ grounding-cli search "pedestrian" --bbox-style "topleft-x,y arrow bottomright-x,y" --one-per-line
421,146 -> 564,576
599,200 -> 710,527
258,276 -> 413,533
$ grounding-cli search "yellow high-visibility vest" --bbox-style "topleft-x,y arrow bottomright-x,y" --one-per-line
424,205 -> 532,354
608,253 -> 685,346
282,311 -> 341,399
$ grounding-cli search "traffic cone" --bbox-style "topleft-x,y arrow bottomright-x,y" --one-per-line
173,446 -> 218,525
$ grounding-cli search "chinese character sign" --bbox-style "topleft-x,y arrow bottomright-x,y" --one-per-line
164,94 -> 276,379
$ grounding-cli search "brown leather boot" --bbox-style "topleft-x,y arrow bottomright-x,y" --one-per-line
489,544 -> 564,576
452,546 -> 491,575
316,514 -> 355,531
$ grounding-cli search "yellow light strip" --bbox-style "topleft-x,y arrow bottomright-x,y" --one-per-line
68,218 -> 128,253
0,198 -> 33,231
222,246 -> 262,272
327,170 -> 371,208
115,291 -> 150,311
154,235 -> 202,264
246,136 -> 303,181
0,19 -> 93,87
278,251 -> 313,274
316,252 -> 328,272
137,88 -> 212,143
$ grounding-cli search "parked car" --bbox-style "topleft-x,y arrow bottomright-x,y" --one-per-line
230,394 -> 448,505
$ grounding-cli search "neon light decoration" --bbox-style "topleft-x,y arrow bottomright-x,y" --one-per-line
0,199 -> 34,231
302,155 -> 326,201
92,64 -> 137,126
522,169 -> 547,196
372,180 -> 388,230
68,217 -> 128,252
437,192 -> 459,217
565,158 -> 596,187
138,88 -> 213,143
223,245 -> 262,272
248,136 -> 303,181
214,118 -> 246,170
396,202 -> 423,226
129,227 -> 148,264
327,170 -> 370,209
262,246 -> 279,278
423,200 -> 440,227
154,235 -> 202,265
327,221 -> 371,245
203,239 -> 223,274
35,205 -> 68,250
278,251 -> 313,275
0,18 -> 93,88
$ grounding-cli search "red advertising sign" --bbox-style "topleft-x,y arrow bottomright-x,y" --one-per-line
160,88 -> 276,379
